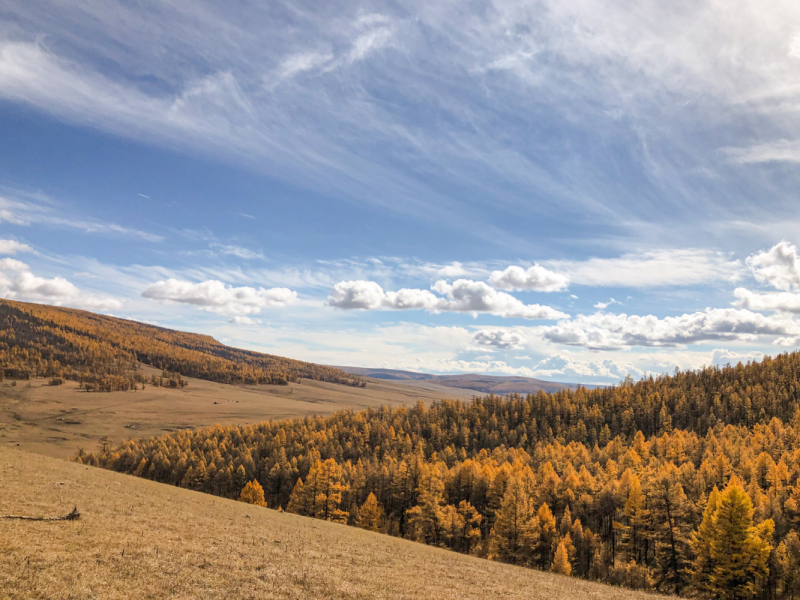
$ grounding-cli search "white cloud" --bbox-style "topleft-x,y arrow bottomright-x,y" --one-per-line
209,243 -> 265,260
723,140 -> 800,165
530,355 -> 645,381
327,279 -> 567,320
275,51 -> 333,81
229,316 -> 261,325
774,336 -> 797,347
542,308 -> 800,349
0,193 -> 163,242
472,329 -> 525,349
391,354 -> 645,383
733,287 -> 800,313
0,239 -> 33,255
489,264 -> 569,292
0,259 -> 120,310
438,262 -> 469,277
710,348 -> 764,367
142,278 -> 297,316
434,280 -> 568,319
746,241 -> 800,291
594,298 -> 621,310
548,250 -> 741,288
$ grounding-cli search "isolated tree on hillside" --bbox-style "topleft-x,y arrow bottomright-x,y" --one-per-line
356,493 -> 384,532
552,538 -> 573,576
238,480 -> 266,507
286,478 -> 309,515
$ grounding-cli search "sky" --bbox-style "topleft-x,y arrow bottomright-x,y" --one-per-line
2,1 -> 800,384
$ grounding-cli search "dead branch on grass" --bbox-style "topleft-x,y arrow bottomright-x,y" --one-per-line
1,506 -> 80,521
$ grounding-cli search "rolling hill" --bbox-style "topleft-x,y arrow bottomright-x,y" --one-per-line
335,366 -> 593,394
0,299 -> 364,388
0,446 -> 669,600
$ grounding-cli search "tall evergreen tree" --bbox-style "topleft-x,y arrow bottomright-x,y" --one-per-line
705,478 -> 774,600
488,476 -> 532,565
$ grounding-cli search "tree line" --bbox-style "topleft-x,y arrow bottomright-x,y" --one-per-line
79,350 -> 800,598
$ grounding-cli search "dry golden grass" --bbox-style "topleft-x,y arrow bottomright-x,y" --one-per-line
0,447 -> 672,600
0,366 -> 479,459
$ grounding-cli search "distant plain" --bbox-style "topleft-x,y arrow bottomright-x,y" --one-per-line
0,366 -> 480,459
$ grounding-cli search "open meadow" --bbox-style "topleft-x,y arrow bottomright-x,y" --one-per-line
0,447 -> 672,600
0,366 -> 479,459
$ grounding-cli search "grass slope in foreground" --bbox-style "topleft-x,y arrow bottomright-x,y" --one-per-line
0,448 -> 668,600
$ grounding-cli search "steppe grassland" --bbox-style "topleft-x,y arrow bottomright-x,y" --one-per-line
0,366 -> 478,459
0,447 -> 671,600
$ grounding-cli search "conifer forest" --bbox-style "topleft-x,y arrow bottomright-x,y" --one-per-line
79,351 -> 800,598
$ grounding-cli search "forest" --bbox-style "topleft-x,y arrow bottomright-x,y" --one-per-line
80,351 -> 800,598
0,299 -> 365,390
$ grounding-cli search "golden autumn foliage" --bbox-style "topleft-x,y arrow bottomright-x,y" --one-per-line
42,310 -> 800,597
356,492 -> 384,532
238,480 -> 267,506
0,299 -> 365,389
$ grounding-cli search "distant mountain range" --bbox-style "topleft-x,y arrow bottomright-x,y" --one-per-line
334,366 -> 602,395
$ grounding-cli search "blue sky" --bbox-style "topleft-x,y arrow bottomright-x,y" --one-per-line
2,1 -> 800,384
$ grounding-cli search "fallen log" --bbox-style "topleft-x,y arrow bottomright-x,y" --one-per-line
0,506 -> 80,521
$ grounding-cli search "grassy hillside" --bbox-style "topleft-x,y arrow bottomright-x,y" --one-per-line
0,447 -> 668,600
0,299 -> 363,388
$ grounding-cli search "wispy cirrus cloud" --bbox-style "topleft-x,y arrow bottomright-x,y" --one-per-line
0,191 -> 163,242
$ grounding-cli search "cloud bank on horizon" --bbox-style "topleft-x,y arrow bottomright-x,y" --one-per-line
1,1 -> 800,384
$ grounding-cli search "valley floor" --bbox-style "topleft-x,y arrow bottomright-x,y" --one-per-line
0,367 -> 479,459
0,447 -> 671,600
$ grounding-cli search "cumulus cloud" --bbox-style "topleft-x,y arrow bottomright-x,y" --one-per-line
0,239 -> 33,254
531,355 -> 646,381
472,329 -> 525,349
437,262 -> 469,277
489,264 -> 569,292
0,258 -> 120,310
542,309 -> 800,349
774,336 -> 797,347
434,280 -> 568,319
399,355 -> 645,383
142,278 -> 296,315
710,348 -> 764,367
746,241 -> 800,291
327,279 -> 567,320
733,287 -> 800,314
